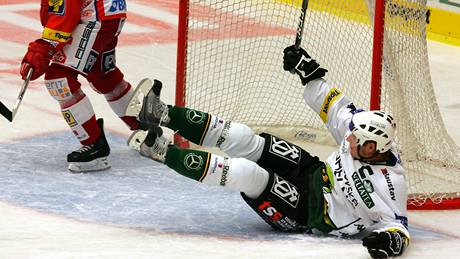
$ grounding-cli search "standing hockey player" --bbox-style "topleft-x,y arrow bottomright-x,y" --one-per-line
126,46 -> 410,258
19,0 -> 143,172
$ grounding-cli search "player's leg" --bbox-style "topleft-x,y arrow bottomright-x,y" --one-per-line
44,64 -> 110,172
240,170 -> 314,232
139,130 -> 326,232
140,136 -> 269,199
84,18 -> 141,131
127,79 -> 265,161
46,20 -> 121,172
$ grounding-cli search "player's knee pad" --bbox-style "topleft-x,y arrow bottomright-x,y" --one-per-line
204,121 -> 265,161
241,172 -> 309,232
44,65 -> 83,107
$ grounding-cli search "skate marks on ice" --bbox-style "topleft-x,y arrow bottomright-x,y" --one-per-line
0,132 -> 448,241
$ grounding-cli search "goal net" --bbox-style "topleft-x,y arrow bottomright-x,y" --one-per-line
176,0 -> 460,209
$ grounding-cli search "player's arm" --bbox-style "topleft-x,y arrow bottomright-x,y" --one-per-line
362,226 -> 410,258
41,0 -> 82,48
20,0 -> 82,80
283,45 -> 358,143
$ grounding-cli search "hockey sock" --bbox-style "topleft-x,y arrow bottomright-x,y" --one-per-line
61,95 -> 101,146
164,146 -> 268,198
166,106 -> 212,145
164,146 -> 211,182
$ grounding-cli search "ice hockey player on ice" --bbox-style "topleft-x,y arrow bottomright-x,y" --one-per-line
19,0 -> 152,172
125,45 -> 410,258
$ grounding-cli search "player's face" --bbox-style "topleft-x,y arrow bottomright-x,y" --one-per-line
346,134 -> 378,160
346,134 -> 361,159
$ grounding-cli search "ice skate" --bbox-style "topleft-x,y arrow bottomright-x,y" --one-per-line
125,78 -> 170,127
67,119 -> 111,173
127,126 -> 170,163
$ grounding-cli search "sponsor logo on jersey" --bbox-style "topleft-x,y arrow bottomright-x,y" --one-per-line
269,136 -> 300,164
102,49 -> 116,73
42,27 -> 71,43
109,0 -> 127,13
186,110 -> 206,124
48,0 -> 65,15
381,168 -> 396,201
320,87 -> 342,123
62,110 -> 78,127
352,172 -> 375,209
334,154 -> 359,207
271,175 -> 300,208
184,153 -> 204,171
363,179 -> 374,193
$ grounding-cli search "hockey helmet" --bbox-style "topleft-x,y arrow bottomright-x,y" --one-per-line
349,111 -> 396,153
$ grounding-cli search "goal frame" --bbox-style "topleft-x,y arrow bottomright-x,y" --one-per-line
175,0 -> 460,210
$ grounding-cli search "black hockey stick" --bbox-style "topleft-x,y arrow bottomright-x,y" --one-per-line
0,68 -> 33,122
295,0 -> 309,49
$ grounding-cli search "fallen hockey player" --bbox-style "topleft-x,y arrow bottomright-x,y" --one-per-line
126,46 -> 410,259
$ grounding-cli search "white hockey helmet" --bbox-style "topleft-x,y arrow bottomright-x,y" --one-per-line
349,111 -> 396,153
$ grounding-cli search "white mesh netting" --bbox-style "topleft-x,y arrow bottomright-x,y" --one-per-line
178,0 -> 460,208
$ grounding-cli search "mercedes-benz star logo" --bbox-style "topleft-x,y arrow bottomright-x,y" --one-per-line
184,153 -> 204,170
186,110 -> 205,124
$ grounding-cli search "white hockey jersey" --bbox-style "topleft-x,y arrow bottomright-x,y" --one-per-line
303,79 -> 410,239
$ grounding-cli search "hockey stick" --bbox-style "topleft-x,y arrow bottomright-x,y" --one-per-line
295,0 -> 309,49
0,68 -> 33,122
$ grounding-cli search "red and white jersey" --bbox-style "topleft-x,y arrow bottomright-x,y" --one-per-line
40,0 -> 127,48
303,79 -> 410,239
81,0 -> 127,22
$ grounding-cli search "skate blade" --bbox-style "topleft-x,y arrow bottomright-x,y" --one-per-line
68,157 -> 111,173
127,129 -> 148,151
125,78 -> 153,117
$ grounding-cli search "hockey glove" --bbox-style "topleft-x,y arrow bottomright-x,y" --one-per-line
362,230 -> 409,258
20,39 -> 57,81
283,45 -> 327,85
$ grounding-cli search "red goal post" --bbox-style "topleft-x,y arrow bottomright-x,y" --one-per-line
176,0 -> 460,210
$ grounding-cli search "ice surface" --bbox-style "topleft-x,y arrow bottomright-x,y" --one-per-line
0,0 -> 459,258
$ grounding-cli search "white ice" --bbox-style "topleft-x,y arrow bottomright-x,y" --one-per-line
1,3 -> 460,259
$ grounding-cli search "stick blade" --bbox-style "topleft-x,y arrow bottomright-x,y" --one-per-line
0,102 -> 13,122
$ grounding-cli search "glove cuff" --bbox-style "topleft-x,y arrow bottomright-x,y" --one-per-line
30,39 -> 57,58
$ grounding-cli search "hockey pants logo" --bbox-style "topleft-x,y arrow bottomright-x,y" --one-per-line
271,175 -> 300,208
269,136 -> 300,164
